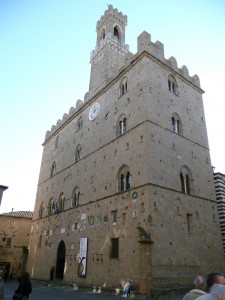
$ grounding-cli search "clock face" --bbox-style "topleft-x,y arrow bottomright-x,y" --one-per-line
89,102 -> 100,120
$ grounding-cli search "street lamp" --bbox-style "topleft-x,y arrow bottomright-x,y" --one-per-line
0,185 -> 8,206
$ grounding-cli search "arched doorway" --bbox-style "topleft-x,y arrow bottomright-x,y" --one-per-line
55,240 -> 66,279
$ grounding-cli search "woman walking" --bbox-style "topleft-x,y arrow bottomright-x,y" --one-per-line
13,272 -> 32,300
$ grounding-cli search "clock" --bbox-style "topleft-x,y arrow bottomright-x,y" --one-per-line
89,102 -> 100,120
132,191 -> 138,200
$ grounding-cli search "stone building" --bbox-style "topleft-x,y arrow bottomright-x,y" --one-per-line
0,211 -> 33,280
27,5 -> 224,296
214,172 -> 225,254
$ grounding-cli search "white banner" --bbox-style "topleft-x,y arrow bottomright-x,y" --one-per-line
78,237 -> 88,277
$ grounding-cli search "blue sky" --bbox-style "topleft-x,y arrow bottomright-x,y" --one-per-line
1,0 -> 225,213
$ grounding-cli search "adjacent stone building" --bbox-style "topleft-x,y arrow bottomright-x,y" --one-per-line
0,211 -> 33,280
27,5 -> 224,296
214,172 -> 225,254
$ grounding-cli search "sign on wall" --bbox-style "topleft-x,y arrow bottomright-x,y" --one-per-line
78,237 -> 88,277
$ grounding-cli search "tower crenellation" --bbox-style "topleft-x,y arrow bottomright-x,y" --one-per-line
95,4 -> 127,50
44,98 -> 86,141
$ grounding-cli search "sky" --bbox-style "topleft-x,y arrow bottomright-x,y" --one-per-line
0,0 -> 225,213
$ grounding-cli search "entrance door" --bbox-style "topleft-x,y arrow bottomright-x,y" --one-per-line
0,262 -> 10,280
55,240 -> 66,279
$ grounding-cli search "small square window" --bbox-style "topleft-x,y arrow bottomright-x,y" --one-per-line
10,220 -> 15,228
38,235 -> 42,248
72,223 -> 78,231
5,238 -> 12,247
111,211 -> 117,224
122,212 -> 126,223
187,214 -> 193,234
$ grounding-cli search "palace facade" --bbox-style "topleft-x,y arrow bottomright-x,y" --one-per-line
27,5 -> 224,295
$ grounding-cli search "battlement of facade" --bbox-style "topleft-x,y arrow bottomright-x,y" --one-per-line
44,30 -> 201,143
136,31 -> 200,87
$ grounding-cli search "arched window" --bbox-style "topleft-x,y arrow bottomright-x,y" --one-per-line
126,172 -> 131,190
172,113 -> 182,134
120,118 -> 126,135
38,202 -> 44,219
186,174 -> 190,195
75,145 -> 82,163
72,187 -> 80,208
51,161 -> 56,177
168,75 -> 178,95
116,114 -> 127,137
180,166 -> 192,195
48,198 -> 53,216
58,194 -> 65,212
121,174 -> 125,191
117,165 -> 131,192
120,77 -> 128,97
100,28 -> 106,42
114,25 -> 120,42
119,118 -> 127,136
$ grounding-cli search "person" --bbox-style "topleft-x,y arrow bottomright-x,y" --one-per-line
183,275 -> 207,300
1,268 -> 6,282
0,269 -> 4,300
196,284 -> 225,300
50,266 -> 54,281
122,279 -> 131,297
14,272 -> 32,300
206,273 -> 225,291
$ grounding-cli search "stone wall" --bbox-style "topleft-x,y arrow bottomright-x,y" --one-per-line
0,213 -> 32,279
27,5 -> 225,296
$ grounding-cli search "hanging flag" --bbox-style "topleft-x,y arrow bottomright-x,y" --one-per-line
52,201 -> 56,213
55,202 -> 58,213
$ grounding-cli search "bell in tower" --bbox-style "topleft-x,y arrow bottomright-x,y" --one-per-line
89,5 -> 130,95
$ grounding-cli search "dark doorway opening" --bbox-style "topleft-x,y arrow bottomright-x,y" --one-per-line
55,240 -> 66,279
0,262 -> 11,280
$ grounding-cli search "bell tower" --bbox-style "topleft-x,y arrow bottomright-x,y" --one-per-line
89,5 -> 129,94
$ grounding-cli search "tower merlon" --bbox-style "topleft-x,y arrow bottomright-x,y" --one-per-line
180,65 -> 189,77
137,31 -> 164,60
191,74 -> 201,88
76,99 -> 83,109
137,31 -> 152,51
168,56 -> 178,69
69,106 -> 76,115
62,113 -> 69,121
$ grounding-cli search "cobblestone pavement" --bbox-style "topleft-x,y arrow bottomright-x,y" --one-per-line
2,281 -> 184,300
